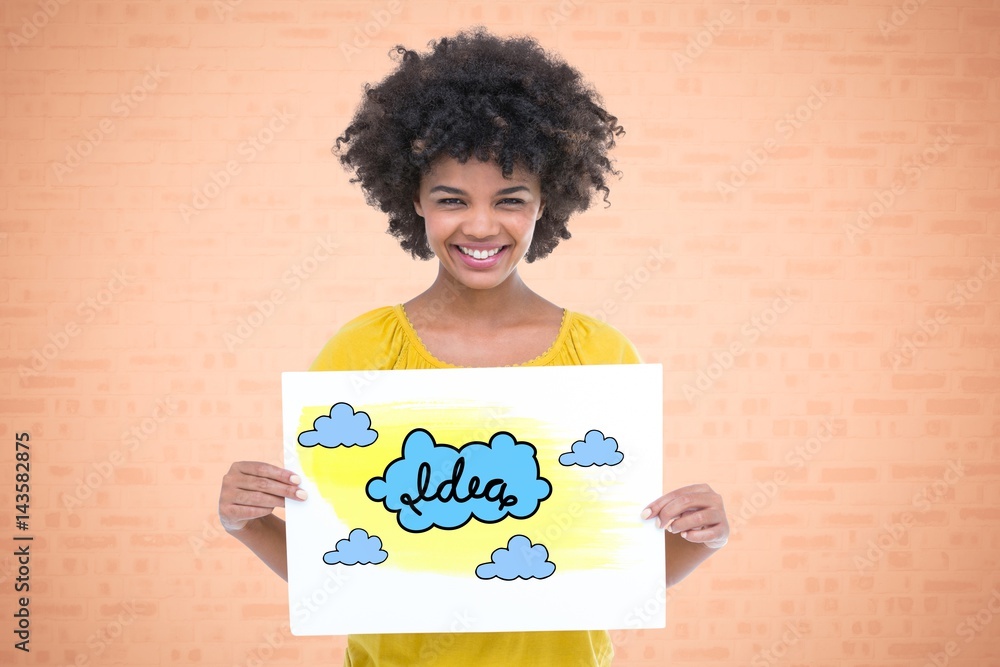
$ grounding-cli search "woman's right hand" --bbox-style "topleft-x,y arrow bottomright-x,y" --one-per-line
219,461 -> 307,533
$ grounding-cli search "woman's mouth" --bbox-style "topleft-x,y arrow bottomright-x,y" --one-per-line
454,244 -> 507,268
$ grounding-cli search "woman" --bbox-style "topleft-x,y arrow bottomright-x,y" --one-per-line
219,27 -> 729,666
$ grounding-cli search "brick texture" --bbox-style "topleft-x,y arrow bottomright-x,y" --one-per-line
1,0 -> 998,666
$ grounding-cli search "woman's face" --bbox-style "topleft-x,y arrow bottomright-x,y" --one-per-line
413,156 -> 545,292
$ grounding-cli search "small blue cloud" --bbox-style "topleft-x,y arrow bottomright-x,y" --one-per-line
322,528 -> 388,566
475,535 -> 555,581
298,402 -> 378,448
559,429 -> 624,467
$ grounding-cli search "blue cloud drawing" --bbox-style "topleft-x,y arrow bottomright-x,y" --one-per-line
475,535 -> 556,581
559,429 -> 624,467
298,402 -> 378,448
366,428 -> 552,533
322,528 -> 388,566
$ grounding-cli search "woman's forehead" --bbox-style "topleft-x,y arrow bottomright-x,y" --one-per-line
421,156 -> 540,187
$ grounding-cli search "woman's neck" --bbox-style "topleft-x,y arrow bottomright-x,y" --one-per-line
408,267 -> 546,330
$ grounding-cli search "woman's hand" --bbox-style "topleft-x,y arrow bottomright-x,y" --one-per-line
642,483 -> 729,549
219,461 -> 306,533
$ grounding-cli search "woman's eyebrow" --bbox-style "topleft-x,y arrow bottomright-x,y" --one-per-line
428,185 -> 531,196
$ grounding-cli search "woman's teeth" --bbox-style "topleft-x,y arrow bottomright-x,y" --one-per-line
459,246 -> 502,260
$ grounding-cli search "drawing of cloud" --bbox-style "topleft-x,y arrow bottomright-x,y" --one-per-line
298,402 -> 378,448
475,535 -> 555,581
322,528 -> 388,565
366,428 -> 552,533
558,429 -> 624,467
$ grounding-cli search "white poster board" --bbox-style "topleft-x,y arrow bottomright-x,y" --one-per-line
282,364 -> 664,636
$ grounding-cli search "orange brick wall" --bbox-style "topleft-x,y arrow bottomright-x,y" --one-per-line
2,0 -> 999,665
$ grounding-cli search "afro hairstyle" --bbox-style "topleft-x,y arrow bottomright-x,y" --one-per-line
333,27 -> 624,262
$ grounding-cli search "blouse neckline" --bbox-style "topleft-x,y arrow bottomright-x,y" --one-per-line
393,304 -> 570,369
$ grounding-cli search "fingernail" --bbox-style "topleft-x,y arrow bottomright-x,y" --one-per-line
654,518 -> 662,529
290,474 -> 301,485
666,520 -> 677,533
640,508 -> 652,520
680,531 -> 688,539
295,489 -> 308,500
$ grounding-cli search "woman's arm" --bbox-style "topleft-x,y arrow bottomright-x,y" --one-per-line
643,483 -> 730,587
219,461 -> 306,581
663,530 -> 723,588
226,513 -> 291,581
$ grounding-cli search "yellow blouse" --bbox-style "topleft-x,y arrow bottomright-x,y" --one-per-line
308,304 -> 642,667
309,304 -> 642,372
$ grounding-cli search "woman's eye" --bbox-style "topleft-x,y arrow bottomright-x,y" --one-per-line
437,198 -> 463,206
499,198 -> 524,206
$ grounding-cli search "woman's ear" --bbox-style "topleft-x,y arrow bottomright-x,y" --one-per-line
413,193 -> 424,218
536,199 -> 545,221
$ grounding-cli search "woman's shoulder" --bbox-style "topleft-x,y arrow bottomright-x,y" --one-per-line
557,310 -> 643,365
308,305 -> 411,371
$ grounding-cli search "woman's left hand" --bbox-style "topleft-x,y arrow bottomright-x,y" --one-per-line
642,483 -> 729,549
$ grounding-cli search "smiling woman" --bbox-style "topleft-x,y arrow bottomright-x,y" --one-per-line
218,25 -> 730,667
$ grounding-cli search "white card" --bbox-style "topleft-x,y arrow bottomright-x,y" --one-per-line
282,364 -> 665,635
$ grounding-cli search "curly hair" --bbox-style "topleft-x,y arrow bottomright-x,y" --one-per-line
333,27 -> 624,262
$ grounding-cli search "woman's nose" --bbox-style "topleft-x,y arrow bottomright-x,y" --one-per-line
463,204 -> 500,239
